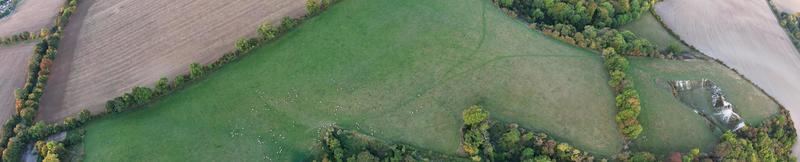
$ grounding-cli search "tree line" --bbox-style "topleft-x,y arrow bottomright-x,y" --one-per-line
2,0 -> 336,161
105,0 -> 333,115
492,0 -> 647,141
0,0 -> 81,161
773,3 -> 800,51
315,126 -> 460,162
672,109 -> 797,161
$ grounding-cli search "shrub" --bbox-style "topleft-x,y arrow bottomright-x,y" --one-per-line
155,77 -> 170,94
189,63 -> 203,79
281,16 -> 298,31
667,42 -> 682,55
257,23 -> 278,40
131,87 -> 153,105
306,0 -> 320,16
499,0 -> 514,7
462,105 -> 489,125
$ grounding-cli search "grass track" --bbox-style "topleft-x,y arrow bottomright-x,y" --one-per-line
82,0 -> 624,160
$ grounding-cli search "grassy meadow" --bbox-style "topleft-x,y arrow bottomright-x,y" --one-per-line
628,57 -> 779,156
81,0 -> 624,161
620,12 -> 691,51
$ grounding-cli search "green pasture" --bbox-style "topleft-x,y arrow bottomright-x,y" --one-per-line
82,0 -> 625,160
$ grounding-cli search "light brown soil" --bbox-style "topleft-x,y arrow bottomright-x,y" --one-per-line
38,0 -> 306,122
0,43 -> 33,123
655,0 -> 800,155
772,0 -> 800,13
0,0 -> 65,36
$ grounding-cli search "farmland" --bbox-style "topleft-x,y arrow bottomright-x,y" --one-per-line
80,0 -> 625,160
655,0 -> 800,154
772,0 -> 800,13
0,0 -> 64,36
37,0 -> 307,122
628,57 -> 780,156
0,43 -> 33,124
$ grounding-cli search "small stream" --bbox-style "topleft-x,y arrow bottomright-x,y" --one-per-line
669,79 -> 745,131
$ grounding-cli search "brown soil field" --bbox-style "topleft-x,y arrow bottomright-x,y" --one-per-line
655,0 -> 800,155
38,0 -> 306,122
0,43 -> 33,123
772,0 -> 800,13
0,0 -> 65,36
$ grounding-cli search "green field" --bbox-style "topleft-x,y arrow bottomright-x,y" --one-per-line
620,12 -> 691,51
82,0 -> 624,160
628,57 -> 779,156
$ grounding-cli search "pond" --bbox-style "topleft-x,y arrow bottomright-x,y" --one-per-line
669,79 -> 745,131
0,0 -> 16,19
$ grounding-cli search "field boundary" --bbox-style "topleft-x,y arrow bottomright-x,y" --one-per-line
0,0 -> 81,161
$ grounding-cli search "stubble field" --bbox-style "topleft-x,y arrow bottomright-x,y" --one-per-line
0,0 -> 64,36
0,43 -> 34,125
772,0 -> 800,13
38,0 -> 307,122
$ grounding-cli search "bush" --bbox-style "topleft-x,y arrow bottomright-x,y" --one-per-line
131,87 -> 153,105
667,42 -> 683,55
189,63 -> 203,79
462,105 -> 489,125
306,0 -> 320,16
499,0 -> 513,7
280,16 -> 298,31
257,23 -> 278,40
155,77 -> 170,95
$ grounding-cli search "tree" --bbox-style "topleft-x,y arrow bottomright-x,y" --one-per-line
42,153 -> 59,162
500,128 -> 521,152
77,109 -> 91,123
258,23 -> 278,40
281,16 -> 298,31
306,0 -> 320,16
155,77 -> 170,94
189,63 -> 203,79
131,87 -> 152,105
355,151 -> 378,162
234,38 -> 254,52
667,42 -> 683,55
530,9 -> 545,22
462,105 -> 488,125
500,0 -> 514,7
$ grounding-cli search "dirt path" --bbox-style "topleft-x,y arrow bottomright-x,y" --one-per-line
0,0 -> 65,36
0,43 -> 34,123
38,0 -> 306,122
655,0 -> 800,155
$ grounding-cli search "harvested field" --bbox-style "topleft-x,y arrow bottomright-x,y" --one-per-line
82,0 -> 624,160
655,0 -> 800,155
38,0 -> 307,122
629,57 -> 779,156
772,0 -> 800,13
0,43 -> 33,124
0,0 -> 64,36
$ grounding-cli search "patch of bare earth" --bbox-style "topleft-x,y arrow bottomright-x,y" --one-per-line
0,0 -> 65,36
655,0 -> 800,155
38,0 -> 306,122
772,0 -> 800,14
0,43 -> 34,123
